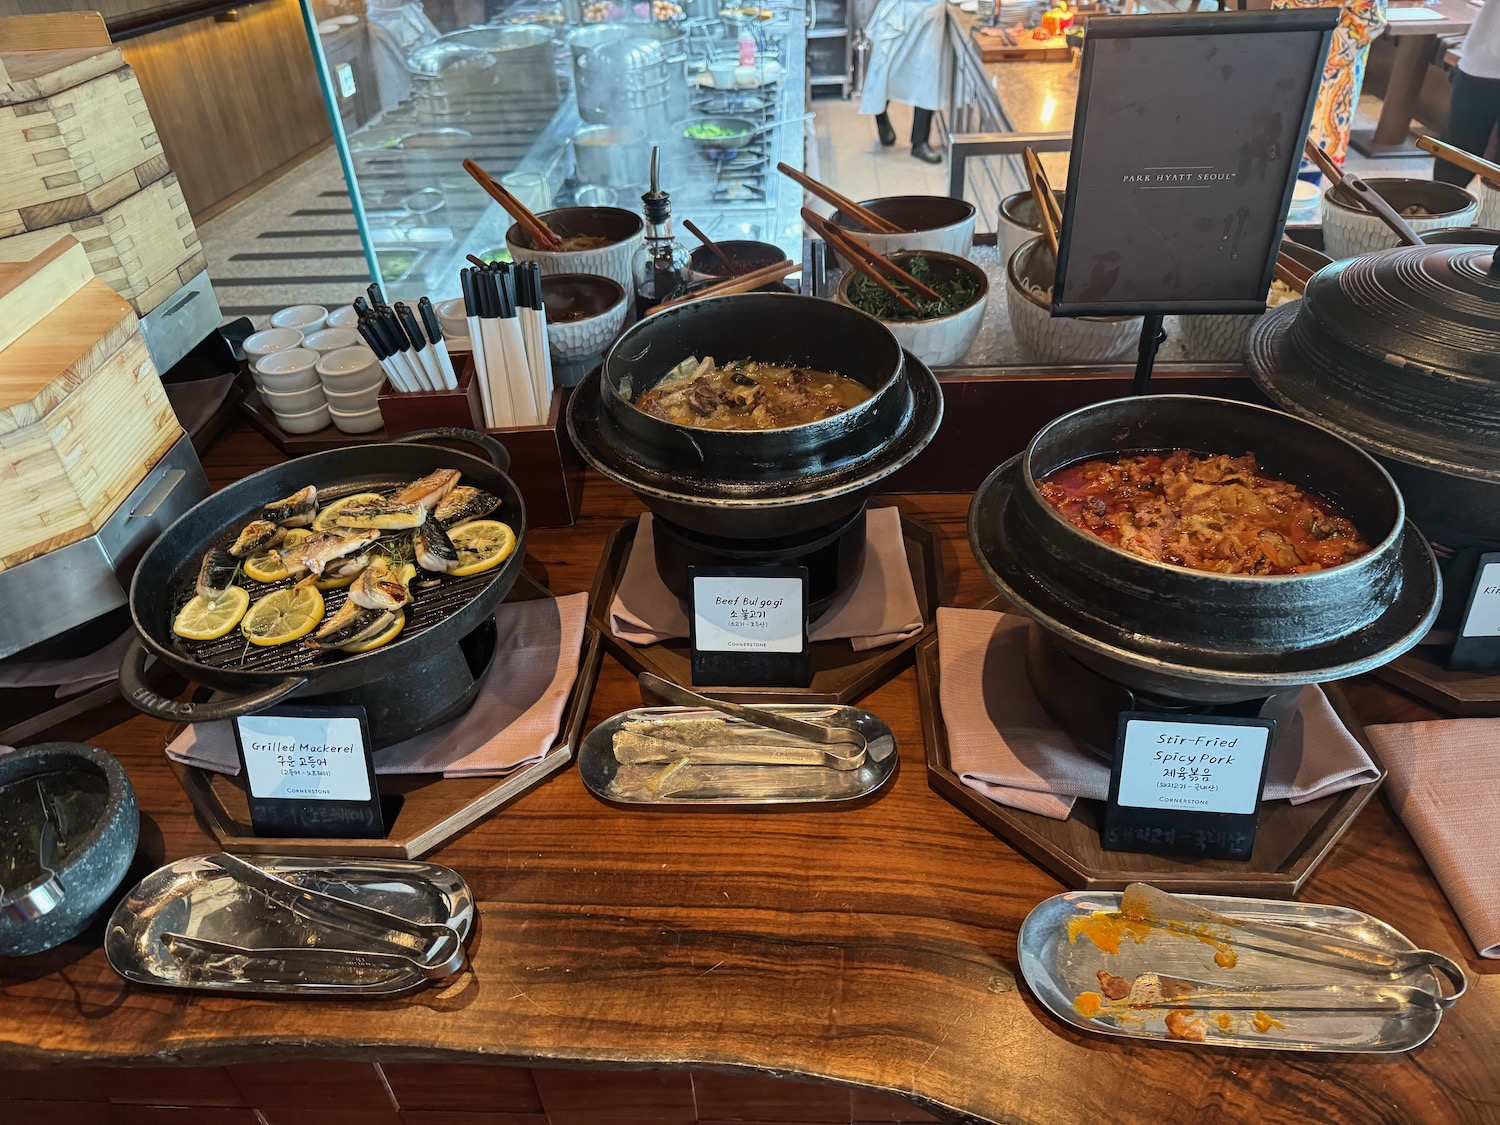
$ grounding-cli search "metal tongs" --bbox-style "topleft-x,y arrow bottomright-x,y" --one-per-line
637,673 -> 867,770
1119,883 -> 1467,1003
203,853 -> 466,978
1123,972 -> 1448,1016
160,932 -> 444,984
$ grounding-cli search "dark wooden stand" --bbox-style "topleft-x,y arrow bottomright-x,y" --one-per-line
1374,648 -> 1500,717
586,510 -> 945,704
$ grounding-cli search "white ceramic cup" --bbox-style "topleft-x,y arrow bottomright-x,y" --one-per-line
435,297 -> 469,340
302,327 -> 362,356
270,304 -> 329,333
255,347 -> 321,393
273,401 -> 333,434
244,327 -> 304,370
329,403 -> 385,434
260,381 -> 328,414
326,305 -> 360,330
317,345 -> 381,391
323,379 -> 385,414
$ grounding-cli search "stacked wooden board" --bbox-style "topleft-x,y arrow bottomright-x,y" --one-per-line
0,16 -> 206,316
0,236 -> 183,573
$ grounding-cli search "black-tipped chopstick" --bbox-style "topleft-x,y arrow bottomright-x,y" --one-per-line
418,296 -> 457,389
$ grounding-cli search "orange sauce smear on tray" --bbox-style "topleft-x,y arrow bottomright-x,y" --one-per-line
1252,1010 -> 1286,1034
1038,450 -> 1371,576
1067,911 -> 1154,955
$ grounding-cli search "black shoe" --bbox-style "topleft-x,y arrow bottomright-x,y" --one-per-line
876,113 -> 896,147
911,142 -> 943,165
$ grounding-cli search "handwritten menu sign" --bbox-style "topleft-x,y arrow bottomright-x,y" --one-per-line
689,566 -> 810,687
1449,552 -> 1500,671
232,705 -> 385,838
1103,712 -> 1274,860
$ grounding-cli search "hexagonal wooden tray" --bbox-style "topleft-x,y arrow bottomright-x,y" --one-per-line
915,623 -> 1386,899
172,574 -> 602,858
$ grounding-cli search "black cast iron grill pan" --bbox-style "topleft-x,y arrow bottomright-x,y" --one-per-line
119,429 -> 527,725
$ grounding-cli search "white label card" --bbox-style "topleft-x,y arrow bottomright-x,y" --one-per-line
1115,718 -> 1271,815
235,714 -> 371,802
1461,561 -> 1500,638
691,575 -> 804,654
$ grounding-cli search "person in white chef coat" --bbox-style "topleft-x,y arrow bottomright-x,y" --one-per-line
860,0 -> 949,164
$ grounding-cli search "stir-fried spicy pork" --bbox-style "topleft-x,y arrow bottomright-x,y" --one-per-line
633,356 -> 872,430
1038,450 -> 1371,576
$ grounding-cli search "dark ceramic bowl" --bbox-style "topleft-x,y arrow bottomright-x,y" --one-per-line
0,743 -> 138,957
969,395 -> 1440,701
688,239 -> 785,279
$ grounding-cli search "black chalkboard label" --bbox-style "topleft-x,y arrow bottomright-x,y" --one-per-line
689,565 -> 810,687
1102,711 -> 1274,860
1448,551 -> 1500,671
232,705 -> 385,839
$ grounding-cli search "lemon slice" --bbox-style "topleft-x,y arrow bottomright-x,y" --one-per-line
313,570 -> 361,591
242,529 -> 312,583
342,611 -> 405,654
241,586 -> 325,646
172,587 -> 250,641
448,520 -> 517,577
312,492 -> 386,531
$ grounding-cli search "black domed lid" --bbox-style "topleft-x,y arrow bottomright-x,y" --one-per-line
1249,244 -> 1500,480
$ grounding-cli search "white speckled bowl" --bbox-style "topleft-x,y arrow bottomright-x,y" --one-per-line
834,250 -> 988,368
829,195 -> 976,267
505,206 -> 645,296
1321,178 -> 1476,259
1475,177 -> 1500,229
998,189 -> 1065,265
1006,237 -> 1141,365
1177,242 -> 1331,363
541,273 -> 629,363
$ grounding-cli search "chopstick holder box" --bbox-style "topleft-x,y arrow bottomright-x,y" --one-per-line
482,386 -> 582,529
376,348 -> 484,432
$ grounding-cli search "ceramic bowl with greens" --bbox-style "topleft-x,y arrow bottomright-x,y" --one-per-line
835,250 -> 988,367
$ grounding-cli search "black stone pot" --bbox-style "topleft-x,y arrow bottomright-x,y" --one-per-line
968,395 -> 1441,702
1249,243 -> 1500,550
567,293 -> 942,540
119,428 -> 525,731
0,743 -> 138,956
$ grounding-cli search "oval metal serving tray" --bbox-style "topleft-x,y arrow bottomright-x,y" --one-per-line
1019,890 -> 1449,1052
578,704 -> 897,806
105,854 -> 473,997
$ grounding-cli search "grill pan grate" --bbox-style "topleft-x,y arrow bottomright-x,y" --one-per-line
166,481 -> 508,675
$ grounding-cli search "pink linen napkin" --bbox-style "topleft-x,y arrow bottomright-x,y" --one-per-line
608,507 -> 922,651
0,629 -> 137,699
937,607 -> 1380,820
1365,719 -> 1500,958
166,593 -> 588,778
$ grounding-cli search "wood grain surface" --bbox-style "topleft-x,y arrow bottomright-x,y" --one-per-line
0,423 -> 1496,1125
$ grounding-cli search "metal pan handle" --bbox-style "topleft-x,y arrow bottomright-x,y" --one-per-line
391,427 -> 510,473
118,635 -> 306,723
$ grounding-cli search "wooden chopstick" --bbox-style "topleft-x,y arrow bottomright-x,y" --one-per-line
776,162 -> 902,233
801,208 -> 945,303
1417,135 -> 1500,187
463,158 -> 561,251
683,219 -> 736,271
1030,151 -> 1064,232
1023,148 -> 1060,259
800,209 -> 920,313
1273,256 -> 1308,293
647,259 -> 799,313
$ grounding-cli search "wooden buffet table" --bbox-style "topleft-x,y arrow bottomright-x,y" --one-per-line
1,421 -> 1497,1125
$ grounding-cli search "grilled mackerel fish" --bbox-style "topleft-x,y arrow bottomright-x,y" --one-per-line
350,556 -> 417,611
263,485 -> 317,527
229,520 -> 286,557
196,547 -> 240,601
297,528 -> 381,577
305,597 -> 397,652
393,468 -> 461,511
413,522 -> 460,573
332,497 -> 426,530
434,485 -> 500,529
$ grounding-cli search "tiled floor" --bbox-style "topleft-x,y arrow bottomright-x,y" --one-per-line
810,95 -> 948,211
